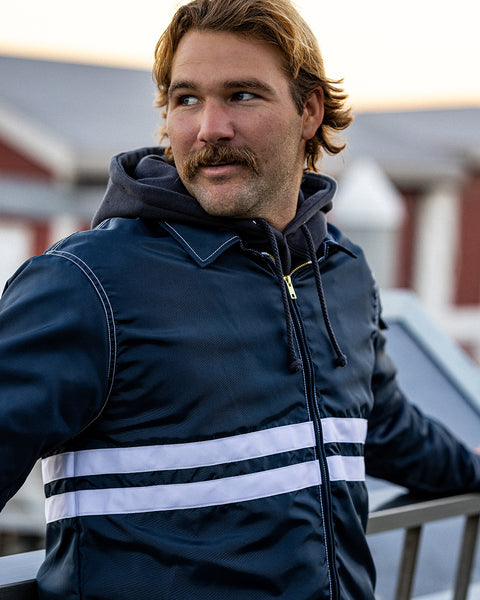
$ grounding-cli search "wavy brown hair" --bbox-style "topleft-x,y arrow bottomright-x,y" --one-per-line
153,0 -> 353,172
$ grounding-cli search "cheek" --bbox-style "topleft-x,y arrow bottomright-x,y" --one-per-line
253,120 -> 296,160
166,115 -> 194,157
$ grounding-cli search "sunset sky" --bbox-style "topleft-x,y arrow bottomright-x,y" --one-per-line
1,0 -> 479,110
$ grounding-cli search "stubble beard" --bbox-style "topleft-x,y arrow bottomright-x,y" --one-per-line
179,143 -> 265,220
177,141 -> 303,226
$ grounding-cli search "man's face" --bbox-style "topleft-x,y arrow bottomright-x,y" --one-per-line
166,30 -> 323,231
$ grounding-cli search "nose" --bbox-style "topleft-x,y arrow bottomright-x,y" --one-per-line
197,100 -> 235,144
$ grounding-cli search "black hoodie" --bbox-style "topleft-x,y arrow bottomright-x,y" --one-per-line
92,147 -> 337,274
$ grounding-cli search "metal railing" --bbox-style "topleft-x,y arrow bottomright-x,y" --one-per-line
0,548 -> 42,600
1,492 -> 479,600
367,492 -> 480,600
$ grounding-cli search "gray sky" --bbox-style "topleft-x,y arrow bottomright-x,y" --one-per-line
1,0 -> 479,110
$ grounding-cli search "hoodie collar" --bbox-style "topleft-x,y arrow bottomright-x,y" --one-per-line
92,147 -> 341,272
93,148 -> 333,228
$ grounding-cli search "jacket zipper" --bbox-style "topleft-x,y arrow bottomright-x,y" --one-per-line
284,274 -> 297,299
258,251 -> 340,597
285,265 -> 340,600
283,261 -> 310,300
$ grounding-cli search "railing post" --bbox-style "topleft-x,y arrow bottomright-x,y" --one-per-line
394,525 -> 422,600
453,513 -> 480,600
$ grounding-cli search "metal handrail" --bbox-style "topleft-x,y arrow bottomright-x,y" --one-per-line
1,492 -> 479,600
0,548 -> 43,600
367,492 -> 480,600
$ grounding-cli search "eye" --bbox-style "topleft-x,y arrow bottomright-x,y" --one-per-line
233,91 -> 256,102
179,95 -> 199,106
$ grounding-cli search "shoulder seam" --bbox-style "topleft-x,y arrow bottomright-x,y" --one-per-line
45,249 -> 117,426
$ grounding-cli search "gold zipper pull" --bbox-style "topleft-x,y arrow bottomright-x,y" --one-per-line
284,275 -> 297,300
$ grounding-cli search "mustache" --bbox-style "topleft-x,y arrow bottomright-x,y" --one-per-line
182,145 -> 259,180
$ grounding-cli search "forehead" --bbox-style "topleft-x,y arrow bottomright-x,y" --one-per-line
170,30 -> 288,86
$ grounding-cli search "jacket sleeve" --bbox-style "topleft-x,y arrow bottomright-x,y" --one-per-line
0,253 -> 113,510
365,321 -> 480,495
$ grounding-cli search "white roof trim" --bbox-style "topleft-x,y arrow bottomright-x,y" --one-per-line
0,101 -> 77,181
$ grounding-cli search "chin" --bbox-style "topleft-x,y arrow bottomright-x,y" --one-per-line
192,188 -> 255,218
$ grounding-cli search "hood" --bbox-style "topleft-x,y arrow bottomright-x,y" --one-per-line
92,147 -> 337,272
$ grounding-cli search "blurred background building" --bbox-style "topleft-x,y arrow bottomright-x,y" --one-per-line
327,108 -> 480,365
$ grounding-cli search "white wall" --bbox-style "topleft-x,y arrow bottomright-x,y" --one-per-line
0,221 -> 32,289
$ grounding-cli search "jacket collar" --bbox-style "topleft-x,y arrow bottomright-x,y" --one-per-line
160,221 -> 241,267
159,220 -> 355,269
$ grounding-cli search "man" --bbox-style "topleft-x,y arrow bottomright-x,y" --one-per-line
1,1 -> 479,598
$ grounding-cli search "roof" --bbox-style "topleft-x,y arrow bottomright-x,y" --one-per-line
0,55 -> 159,181
322,107 -> 480,186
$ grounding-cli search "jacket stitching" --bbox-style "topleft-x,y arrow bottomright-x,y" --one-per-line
96,220 -> 110,230
46,250 -> 117,417
163,222 -> 238,263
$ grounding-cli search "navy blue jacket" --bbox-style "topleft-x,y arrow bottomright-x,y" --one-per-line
1,148 -> 479,599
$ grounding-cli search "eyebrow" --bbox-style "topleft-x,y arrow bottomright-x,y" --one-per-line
168,80 -> 196,97
223,80 -> 275,94
168,79 -> 275,97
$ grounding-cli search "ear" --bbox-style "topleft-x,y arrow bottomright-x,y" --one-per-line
301,87 -> 324,141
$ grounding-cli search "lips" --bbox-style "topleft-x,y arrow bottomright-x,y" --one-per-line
198,162 -> 241,176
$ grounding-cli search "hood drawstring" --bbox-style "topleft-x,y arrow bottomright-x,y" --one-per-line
260,221 -> 347,373
301,225 -> 348,368
260,222 -> 303,373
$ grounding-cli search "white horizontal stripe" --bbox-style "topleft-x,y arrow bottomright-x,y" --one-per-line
327,455 -> 365,482
44,460 -> 322,523
321,418 -> 367,444
42,421 -> 316,484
